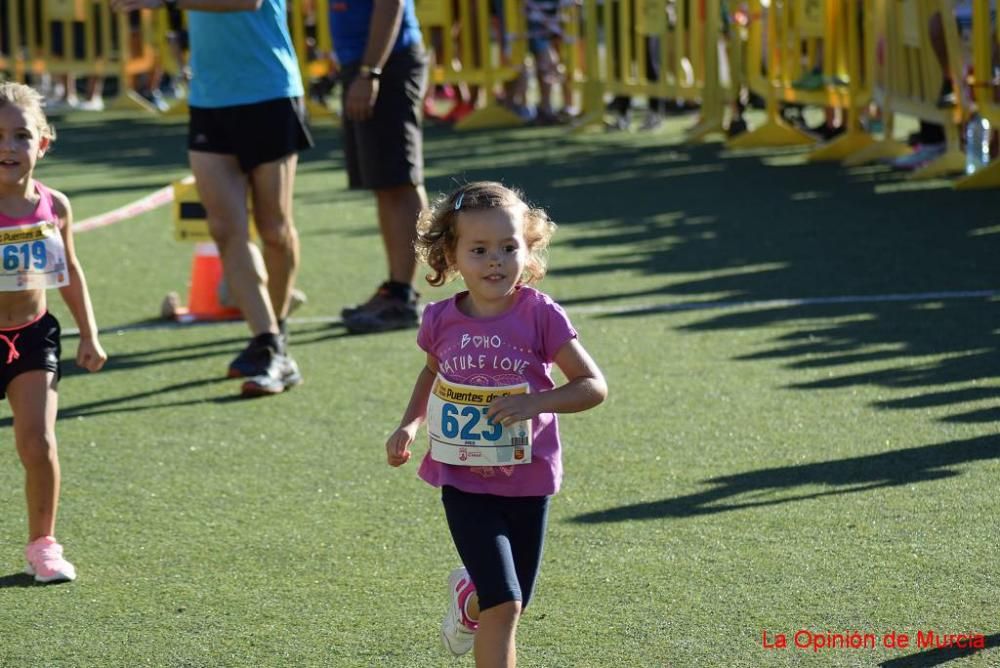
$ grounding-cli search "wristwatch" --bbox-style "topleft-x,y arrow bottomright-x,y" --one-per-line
358,65 -> 382,81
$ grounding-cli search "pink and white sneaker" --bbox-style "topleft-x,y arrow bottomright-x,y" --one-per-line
441,567 -> 478,656
24,536 -> 76,583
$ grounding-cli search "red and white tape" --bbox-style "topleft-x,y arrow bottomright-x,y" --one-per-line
73,183 -> 176,233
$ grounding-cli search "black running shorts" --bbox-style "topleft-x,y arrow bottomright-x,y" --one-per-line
188,96 -> 314,173
0,312 -> 61,399
441,485 -> 550,612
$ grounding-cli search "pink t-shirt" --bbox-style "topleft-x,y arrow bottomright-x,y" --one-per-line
416,286 -> 577,497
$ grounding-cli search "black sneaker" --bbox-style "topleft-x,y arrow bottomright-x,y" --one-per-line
342,292 -> 420,334
341,281 -> 393,320
228,337 -> 272,379
241,348 -> 303,397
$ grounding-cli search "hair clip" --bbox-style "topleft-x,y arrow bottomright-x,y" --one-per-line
454,192 -> 465,211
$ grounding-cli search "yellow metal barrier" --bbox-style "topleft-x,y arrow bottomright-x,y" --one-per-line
289,0 -> 337,122
34,1 -> 108,81
0,0 -> 326,119
575,0 -> 733,138
730,0 -> 877,159
686,0 -> 729,141
845,0 -> 966,178
955,0 -> 999,188
173,176 -> 214,243
173,175 -> 257,242
807,0 -> 878,160
558,0 -> 584,112
108,10 -> 162,112
727,0 -> 816,147
0,1 -> 167,113
415,0 -> 527,129
150,8 -> 190,117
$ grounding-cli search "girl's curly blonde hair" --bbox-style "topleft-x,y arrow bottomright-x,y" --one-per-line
415,181 -> 557,287
0,82 -> 55,143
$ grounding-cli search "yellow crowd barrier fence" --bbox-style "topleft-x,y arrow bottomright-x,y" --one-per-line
730,0 -> 877,161
6,0 -> 995,190
289,0 -> 336,121
574,0 -> 732,139
0,1 -> 168,112
0,1 -> 334,119
844,0 -> 967,178
415,0 -> 528,130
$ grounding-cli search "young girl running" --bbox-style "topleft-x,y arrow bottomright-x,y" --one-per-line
386,182 -> 607,666
0,82 -> 106,582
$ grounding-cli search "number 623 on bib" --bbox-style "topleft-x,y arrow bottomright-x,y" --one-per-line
427,375 -> 532,466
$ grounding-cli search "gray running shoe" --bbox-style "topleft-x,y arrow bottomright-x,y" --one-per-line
241,348 -> 303,397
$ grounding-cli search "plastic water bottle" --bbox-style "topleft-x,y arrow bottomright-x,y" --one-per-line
965,112 -> 991,174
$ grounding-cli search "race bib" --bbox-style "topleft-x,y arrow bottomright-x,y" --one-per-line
427,374 -> 532,466
0,220 -> 68,291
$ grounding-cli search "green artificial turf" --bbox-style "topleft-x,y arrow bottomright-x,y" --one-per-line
0,109 -> 996,666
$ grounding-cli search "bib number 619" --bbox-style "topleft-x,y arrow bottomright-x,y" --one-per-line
3,241 -> 46,271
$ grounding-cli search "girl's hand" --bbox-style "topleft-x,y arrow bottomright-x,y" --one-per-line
386,425 -> 417,467
486,394 -> 540,427
77,338 -> 107,373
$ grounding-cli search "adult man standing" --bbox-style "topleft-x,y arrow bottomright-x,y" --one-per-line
331,0 -> 430,334
111,0 -> 313,397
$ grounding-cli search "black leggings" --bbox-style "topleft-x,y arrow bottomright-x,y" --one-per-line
442,485 -> 550,612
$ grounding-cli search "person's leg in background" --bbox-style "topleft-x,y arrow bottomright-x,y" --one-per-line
341,47 -> 430,334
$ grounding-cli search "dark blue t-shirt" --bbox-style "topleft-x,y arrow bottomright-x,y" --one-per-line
329,0 -> 423,65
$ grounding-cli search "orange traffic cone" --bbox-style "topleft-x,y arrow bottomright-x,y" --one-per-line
165,242 -> 243,323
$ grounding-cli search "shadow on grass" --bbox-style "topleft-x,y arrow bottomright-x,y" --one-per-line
51,332 -> 245,414
670,299 -> 1000,426
0,376 -> 241,428
0,573 -> 47,588
59,331 -> 251,379
46,322 -> 348,419
879,632 -> 1000,667
572,434 -> 999,522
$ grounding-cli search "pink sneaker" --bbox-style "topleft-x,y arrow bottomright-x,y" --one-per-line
24,536 -> 76,583
441,567 -> 478,656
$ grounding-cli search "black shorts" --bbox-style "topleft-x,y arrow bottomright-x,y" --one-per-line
441,485 -> 550,612
0,312 -> 61,400
188,97 -> 314,173
342,45 -> 428,190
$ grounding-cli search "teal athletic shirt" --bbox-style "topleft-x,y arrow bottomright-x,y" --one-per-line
187,0 -> 304,108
